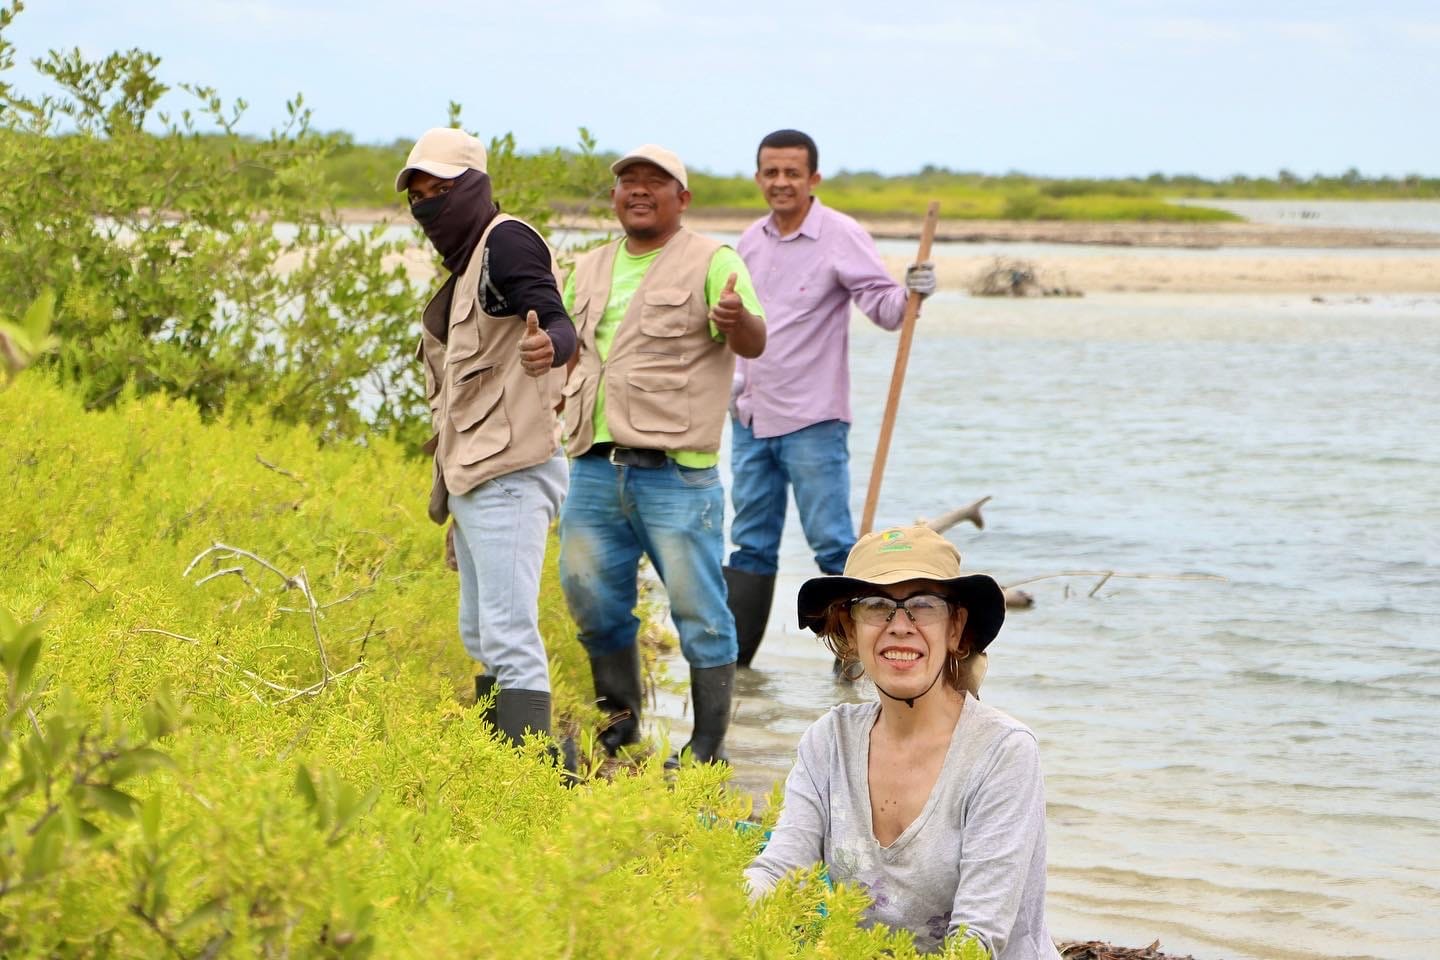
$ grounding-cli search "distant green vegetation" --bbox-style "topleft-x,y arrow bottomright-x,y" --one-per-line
683,169 -> 1241,221
316,140 -> 1439,222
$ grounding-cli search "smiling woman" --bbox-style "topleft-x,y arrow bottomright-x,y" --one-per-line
745,524 -> 1062,959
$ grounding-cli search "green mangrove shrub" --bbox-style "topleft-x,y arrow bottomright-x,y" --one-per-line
1,377 -> 992,958
0,1 -> 608,449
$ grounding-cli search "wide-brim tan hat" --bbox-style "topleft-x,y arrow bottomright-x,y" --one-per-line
797,525 -> 1006,652
395,127 -> 488,192
610,144 -> 688,191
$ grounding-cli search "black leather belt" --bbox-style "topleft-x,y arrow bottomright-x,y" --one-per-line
587,442 -> 668,468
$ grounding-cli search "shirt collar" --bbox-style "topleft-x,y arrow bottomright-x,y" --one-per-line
762,196 -> 825,241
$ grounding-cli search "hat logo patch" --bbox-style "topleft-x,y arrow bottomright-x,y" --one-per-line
877,529 -> 912,552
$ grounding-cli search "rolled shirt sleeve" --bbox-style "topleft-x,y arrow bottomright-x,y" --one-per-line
833,217 -> 908,331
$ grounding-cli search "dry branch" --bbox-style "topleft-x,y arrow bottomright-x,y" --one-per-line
1004,570 -> 1226,589
273,663 -> 364,706
1059,940 -> 1193,960
184,542 -> 294,587
970,257 -> 1082,297
133,627 -> 306,697
193,566 -> 260,592
172,542 -> 366,704
277,587 -> 370,614
254,453 -> 304,484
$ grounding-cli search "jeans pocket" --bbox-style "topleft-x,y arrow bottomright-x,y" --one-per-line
675,464 -> 719,489
487,474 -> 523,503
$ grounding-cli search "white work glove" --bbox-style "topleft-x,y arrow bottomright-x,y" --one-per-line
905,261 -> 937,298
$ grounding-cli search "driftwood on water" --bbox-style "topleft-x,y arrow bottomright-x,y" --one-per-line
917,497 -> 1031,608
915,497 -> 1225,608
1059,940 -> 1196,960
919,496 -> 991,534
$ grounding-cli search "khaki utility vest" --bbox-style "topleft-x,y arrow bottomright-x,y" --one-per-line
561,228 -> 733,457
416,215 -> 564,522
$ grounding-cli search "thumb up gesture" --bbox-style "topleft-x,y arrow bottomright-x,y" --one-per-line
710,272 -> 744,333
519,310 -> 553,377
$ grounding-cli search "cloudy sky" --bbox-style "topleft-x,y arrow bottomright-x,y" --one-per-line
6,0 -> 1437,178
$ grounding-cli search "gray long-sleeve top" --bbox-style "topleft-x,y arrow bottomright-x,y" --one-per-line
744,696 -> 1062,959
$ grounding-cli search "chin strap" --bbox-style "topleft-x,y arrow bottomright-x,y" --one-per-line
874,669 -> 944,709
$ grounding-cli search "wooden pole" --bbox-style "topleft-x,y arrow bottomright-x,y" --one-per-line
859,201 -> 940,536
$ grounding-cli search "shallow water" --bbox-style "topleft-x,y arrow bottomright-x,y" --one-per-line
1170,198 -> 1440,235
647,291 -> 1440,960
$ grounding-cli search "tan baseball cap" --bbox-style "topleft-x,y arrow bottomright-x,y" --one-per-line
395,127 -> 488,192
796,525 -> 1006,651
610,144 -> 688,191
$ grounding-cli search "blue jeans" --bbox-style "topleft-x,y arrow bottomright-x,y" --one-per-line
728,418 -> 855,576
559,454 -> 737,669
449,450 -> 569,692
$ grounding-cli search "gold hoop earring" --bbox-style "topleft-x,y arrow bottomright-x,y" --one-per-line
841,659 -> 866,683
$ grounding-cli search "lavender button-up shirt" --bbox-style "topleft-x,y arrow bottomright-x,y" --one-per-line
734,197 -> 909,439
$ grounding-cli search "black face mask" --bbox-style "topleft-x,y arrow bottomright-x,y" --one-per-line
409,169 -> 499,273
410,194 -> 447,225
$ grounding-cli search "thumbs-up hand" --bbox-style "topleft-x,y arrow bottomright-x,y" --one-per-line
519,310 -> 553,377
710,272 -> 744,334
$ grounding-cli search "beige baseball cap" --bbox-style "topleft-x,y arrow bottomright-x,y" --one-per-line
796,525 -> 1006,651
395,128 -> 488,192
611,144 -> 688,191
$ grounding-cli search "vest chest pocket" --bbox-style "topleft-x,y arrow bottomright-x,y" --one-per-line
448,363 -> 510,465
571,296 -> 593,338
446,309 -> 482,366
639,288 -> 694,338
627,371 -> 689,433
559,373 -> 590,443
417,335 -> 444,429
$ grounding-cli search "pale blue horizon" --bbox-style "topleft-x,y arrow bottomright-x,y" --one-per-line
5,0 -> 1437,180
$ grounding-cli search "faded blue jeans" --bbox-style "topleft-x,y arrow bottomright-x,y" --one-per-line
559,453 -> 737,669
728,418 -> 855,576
449,450 -> 568,692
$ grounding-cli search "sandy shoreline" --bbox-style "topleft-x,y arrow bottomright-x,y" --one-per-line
359,208 -> 1440,295
884,250 -> 1440,295
345,207 -> 1440,249
686,212 -> 1440,295
681,212 -> 1440,250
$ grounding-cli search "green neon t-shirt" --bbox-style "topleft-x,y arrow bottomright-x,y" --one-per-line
563,241 -> 763,468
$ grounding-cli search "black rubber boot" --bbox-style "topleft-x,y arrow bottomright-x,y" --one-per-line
589,646 -> 643,757
475,674 -> 498,727
725,566 -> 776,668
494,687 -> 552,747
666,662 -> 735,768
495,688 -> 579,784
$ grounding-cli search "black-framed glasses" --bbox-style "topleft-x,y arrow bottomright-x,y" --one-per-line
847,594 -> 950,627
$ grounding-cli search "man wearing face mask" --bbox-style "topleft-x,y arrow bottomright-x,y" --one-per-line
399,127 -> 576,756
